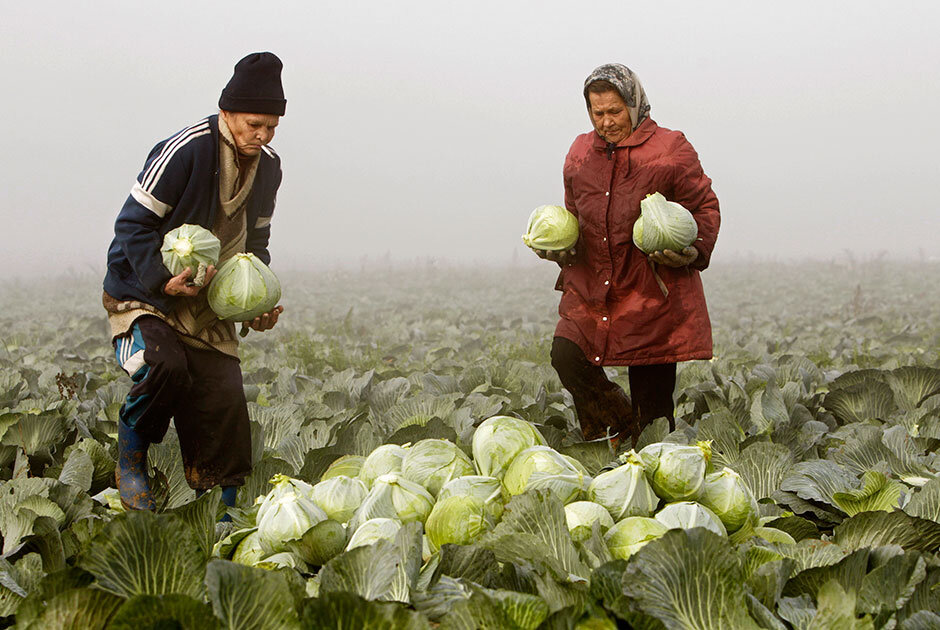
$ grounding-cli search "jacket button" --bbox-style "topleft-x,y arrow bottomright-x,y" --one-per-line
594,356 -> 600,362
602,316 -> 608,321
605,191 -> 610,196
604,280 -> 610,285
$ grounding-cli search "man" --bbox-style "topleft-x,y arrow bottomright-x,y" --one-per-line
537,63 -> 720,445
103,52 -> 287,511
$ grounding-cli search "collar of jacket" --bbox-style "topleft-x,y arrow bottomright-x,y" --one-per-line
591,117 -> 658,153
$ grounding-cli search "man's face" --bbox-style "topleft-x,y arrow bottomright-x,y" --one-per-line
588,90 -> 632,144
220,111 -> 280,157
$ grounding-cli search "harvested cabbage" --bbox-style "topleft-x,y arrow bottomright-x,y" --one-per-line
311,475 -> 368,524
588,452 -> 659,520
438,475 -> 506,523
654,501 -> 727,537
638,441 -> 711,501
207,252 -> 281,321
401,438 -> 475,497
161,224 -> 220,280
605,517 -> 668,560
321,455 -> 366,480
698,468 -> 759,533
346,517 -> 403,551
472,415 -> 547,480
522,205 -> 579,251
425,495 -> 489,551
503,445 -> 588,504
359,444 -> 409,489
633,192 -> 698,254
348,473 -> 435,533
564,501 -> 614,542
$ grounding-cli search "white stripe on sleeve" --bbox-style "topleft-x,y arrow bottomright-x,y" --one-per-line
130,182 -> 173,218
141,121 -> 210,191
123,349 -> 147,376
255,216 -> 272,229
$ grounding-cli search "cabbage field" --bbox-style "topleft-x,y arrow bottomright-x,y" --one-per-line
1,260 -> 939,629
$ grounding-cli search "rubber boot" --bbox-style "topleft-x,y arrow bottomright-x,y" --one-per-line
220,486 -> 236,522
116,420 -> 156,511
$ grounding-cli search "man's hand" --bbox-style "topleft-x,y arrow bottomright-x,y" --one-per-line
649,247 -> 698,268
163,266 -> 218,297
534,247 -> 578,266
241,305 -> 284,336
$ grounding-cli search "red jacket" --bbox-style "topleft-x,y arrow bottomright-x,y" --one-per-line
554,118 -> 720,366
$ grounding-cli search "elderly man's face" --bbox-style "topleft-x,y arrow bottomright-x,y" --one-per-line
220,111 -> 280,157
588,90 -> 632,144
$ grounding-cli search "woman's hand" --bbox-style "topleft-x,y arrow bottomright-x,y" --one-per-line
163,265 -> 218,296
649,247 -> 698,268
534,247 -> 578,267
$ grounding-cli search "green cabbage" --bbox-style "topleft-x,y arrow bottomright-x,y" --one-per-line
654,501 -> 727,537
522,205 -> 579,251
425,495 -> 489,552
564,501 -> 614,542
400,438 -> 475,497
321,455 -> 366,480
232,530 -> 266,566
638,441 -> 711,501
503,445 -> 589,504
207,252 -> 281,321
346,517 -> 403,551
587,452 -> 659,520
604,516 -> 668,560
632,192 -> 698,254
311,475 -> 368,524
359,444 -> 409,489
161,224 -> 220,277
437,475 -> 506,523
472,415 -> 547,480
347,473 -> 435,533
256,485 -> 328,553
697,468 -> 759,533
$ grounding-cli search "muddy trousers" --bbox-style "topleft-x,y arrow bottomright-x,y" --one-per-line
113,316 -> 251,489
550,336 -> 677,442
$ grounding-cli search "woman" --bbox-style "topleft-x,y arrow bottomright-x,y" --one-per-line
537,63 -> 720,445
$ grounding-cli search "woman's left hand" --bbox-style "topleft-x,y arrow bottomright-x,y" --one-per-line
649,247 -> 699,268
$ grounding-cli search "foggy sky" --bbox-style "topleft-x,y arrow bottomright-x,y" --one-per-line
2,0 -> 938,277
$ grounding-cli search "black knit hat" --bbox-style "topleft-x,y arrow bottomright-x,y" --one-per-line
219,52 -> 286,116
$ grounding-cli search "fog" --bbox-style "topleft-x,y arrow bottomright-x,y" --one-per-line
1,0 -> 938,278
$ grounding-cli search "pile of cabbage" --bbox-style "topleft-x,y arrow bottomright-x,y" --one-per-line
215,415 -> 789,571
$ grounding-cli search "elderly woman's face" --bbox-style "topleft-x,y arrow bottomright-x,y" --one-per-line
588,90 -> 632,144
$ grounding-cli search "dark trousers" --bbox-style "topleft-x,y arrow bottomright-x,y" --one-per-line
550,336 -> 676,443
115,316 -> 252,489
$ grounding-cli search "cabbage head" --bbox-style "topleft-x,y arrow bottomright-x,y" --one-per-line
401,439 -> 475,497
359,444 -> 409,488
638,441 -> 711,501
522,205 -> 579,251
311,475 -> 369,524
288,518 -> 347,565
588,452 -> 659,520
632,192 -> 698,254
321,455 -> 366,480
654,501 -> 726,537
472,415 -> 547,479
438,475 -> 506,523
257,474 -> 315,521
503,445 -> 588,504
207,252 -> 281,321
698,467 -> 759,533
346,517 -> 403,551
425,495 -> 489,552
232,530 -> 266,566
604,517 -> 668,560
161,224 -> 220,277
564,501 -> 614,543
257,488 -> 328,553
348,473 -> 435,533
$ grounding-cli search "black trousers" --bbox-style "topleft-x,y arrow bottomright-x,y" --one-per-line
550,336 -> 676,442
115,316 -> 252,489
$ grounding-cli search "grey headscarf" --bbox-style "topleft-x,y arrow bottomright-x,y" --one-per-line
583,63 -> 651,132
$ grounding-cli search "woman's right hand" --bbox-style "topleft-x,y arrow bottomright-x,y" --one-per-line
534,248 -> 578,267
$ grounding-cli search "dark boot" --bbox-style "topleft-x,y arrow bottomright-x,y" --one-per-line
116,420 -> 155,511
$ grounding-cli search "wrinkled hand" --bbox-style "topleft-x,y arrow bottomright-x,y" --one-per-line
241,305 -> 284,336
534,247 -> 578,267
649,247 -> 698,268
163,266 -> 217,297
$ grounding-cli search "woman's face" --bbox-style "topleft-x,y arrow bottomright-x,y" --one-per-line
588,90 -> 632,144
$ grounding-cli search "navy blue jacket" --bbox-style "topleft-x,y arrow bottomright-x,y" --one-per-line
104,115 -> 282,314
